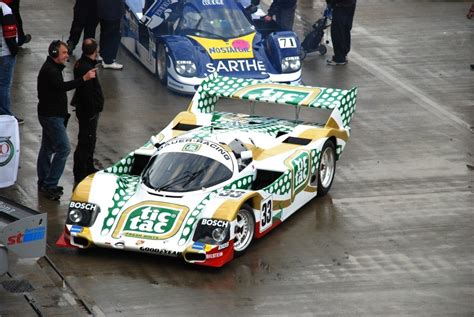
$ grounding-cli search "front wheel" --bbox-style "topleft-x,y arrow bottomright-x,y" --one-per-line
233,204 -> 255,257
317,140 -> 336,197
156,43 -> 168,85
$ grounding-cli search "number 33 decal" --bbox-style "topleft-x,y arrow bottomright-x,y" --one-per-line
259,197 -> 273,233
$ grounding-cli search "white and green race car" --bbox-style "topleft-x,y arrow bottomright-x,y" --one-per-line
57,74 -> 357,267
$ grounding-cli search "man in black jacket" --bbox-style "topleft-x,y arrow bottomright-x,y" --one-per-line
37,40 -> 96,200
326,0 -> 356,65
98,0 -> 125,69
263,0 -> 297,31
72,38 -> 104,184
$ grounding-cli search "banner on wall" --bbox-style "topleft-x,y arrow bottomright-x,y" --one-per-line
0,115 -> 20,188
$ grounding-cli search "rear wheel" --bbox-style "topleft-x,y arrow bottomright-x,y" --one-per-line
317,140 -> 336,196
157,43 -> 168,85
233,204 -> 255,257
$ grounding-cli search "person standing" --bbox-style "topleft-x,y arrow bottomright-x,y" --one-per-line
2,0 -> 31,46
0,1 -> 23,123
97,0 -> 125,70
326,0 -> 356,66
37,40 -> 96,200
263,0 -> 297,31
66,0 -> 99,55
72,38 -> 104,185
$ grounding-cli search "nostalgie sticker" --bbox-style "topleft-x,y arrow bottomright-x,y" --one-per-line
190,33 -> 255,59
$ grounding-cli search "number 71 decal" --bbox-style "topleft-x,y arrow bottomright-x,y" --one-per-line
259,196 -> 273,233
278,37 -> 297,49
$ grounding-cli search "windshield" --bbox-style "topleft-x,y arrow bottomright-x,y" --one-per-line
176,4 -> 254,38
142,152 -> 233,192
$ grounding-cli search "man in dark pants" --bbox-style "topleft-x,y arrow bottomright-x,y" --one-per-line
37,40 -> 96,200
2,0 -> 31,46
72,38 -> 104,185
66,0 -> 99,55
326,0 -> 356,65
98,0 -> 125,70
263,0 -> 297,31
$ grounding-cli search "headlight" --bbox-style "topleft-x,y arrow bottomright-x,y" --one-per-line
66,201 -> 100,226
193,218 -> 230,245
175,60 -> 197,77
212,227 -> 226,243
69,209 -> 83,223
281,56 -> 301,73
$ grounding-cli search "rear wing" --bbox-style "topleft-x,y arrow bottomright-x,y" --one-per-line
188,73 -> 357,130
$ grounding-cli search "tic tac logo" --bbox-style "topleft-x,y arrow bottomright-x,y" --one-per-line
7,226 -> 46,245
126,207 -> 178,234
292,152 -> 310,194
0,136 -> 15,167
113,202 -> 189,240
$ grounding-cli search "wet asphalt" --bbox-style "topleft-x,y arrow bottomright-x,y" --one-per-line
0,0 -> 473,316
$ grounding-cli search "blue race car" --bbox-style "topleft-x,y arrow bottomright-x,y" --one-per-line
121,0 -> 302,94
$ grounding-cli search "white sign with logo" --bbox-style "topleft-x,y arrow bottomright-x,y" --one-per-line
0,115 -> 20,188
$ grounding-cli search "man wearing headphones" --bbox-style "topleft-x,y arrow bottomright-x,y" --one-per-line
71,38 -> 104,185
37,40 -> 96,200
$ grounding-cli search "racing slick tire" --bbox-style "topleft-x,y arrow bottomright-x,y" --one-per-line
317,140 -> 336,197
157,43 -> 168,85
233,204 -> 255,257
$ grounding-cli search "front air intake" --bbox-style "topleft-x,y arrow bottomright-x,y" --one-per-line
184,252 -> 206,262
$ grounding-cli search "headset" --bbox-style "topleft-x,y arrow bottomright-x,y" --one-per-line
48,40 -> 62,58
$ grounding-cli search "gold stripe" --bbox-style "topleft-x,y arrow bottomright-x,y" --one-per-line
273,199 -> 292,209
253,143 -> 300,161
112,201 -> 189,239
212,192 -> 262,221
298,127 -> 349,142
71,174 -> 95,202
172,111 -> 198,126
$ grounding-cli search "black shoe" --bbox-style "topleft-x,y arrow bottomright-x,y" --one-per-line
18,34 -> 31,47
39,185 -> 63,194
40,186 -> 62,201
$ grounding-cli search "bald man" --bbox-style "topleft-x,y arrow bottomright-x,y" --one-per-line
72,38 -> 104,185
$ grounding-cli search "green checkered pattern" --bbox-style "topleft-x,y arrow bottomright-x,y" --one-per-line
100,175 -> 140,235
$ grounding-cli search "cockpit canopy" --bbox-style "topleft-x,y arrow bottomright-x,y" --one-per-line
175,0 -> 255,38
142,138 -> 237,192
142,151 -> 232,192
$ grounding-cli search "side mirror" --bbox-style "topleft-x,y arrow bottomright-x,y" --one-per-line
150,135 -> 162,148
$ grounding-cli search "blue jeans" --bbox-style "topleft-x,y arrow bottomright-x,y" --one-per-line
37,116 -> 71,188
0,55 -> 16,116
